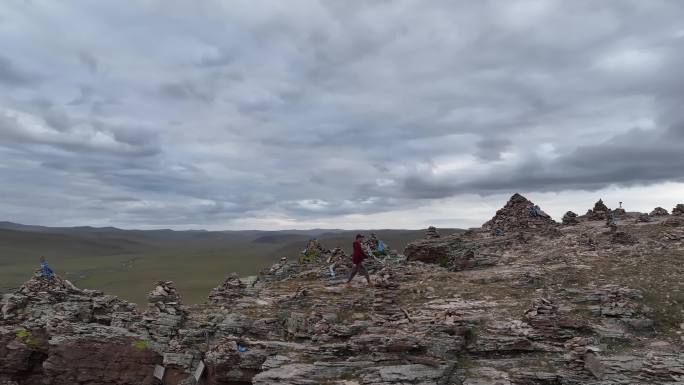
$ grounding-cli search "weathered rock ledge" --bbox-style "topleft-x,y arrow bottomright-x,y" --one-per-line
2,194 -> 683,385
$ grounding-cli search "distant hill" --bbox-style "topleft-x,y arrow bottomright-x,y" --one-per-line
0,221 -> 462,304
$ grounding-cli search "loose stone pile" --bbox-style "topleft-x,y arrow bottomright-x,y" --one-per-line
564,337 -> 600,370
482,193 -> 557,233
142,281 -> 185,349
424,226 -> 441,239
208,273 -> 246,305
586,199 -> 610,220
562,211 -> 579,225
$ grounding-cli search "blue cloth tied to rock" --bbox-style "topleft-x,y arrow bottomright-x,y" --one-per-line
41,261 -> 53,279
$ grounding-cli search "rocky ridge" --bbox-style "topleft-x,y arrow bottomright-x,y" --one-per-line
1,193 -> 683,385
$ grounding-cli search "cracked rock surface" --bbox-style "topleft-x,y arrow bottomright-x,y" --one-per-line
2,194 -> 683,385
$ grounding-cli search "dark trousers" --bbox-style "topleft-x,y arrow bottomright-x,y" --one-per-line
347,261 -> 370,283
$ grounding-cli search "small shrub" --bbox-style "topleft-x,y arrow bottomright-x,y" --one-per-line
15,328 -> 42,348
131,339 -> 149,350
15,328 -> 30,339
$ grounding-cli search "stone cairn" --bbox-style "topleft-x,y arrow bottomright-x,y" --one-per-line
650,207 -> 669,216
673,204 -> 684,216
142,281 -> 185,349
17,270 -> 81,297
375,266 -> 400,290
564,337 -> 600,370
562,211 -> 579,225
586,199 -> 610,220
208,273 -> 246,305
371,268 -> 404,323
424,226 -> 441,239
482,193 -> 557,234
524,298 -> 560,337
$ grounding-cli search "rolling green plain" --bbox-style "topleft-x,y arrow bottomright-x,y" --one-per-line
0,223 -> 456,305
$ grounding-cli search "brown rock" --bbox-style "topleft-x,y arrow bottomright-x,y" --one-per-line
562,211 -> 579,225
650,207 -> 669,216
42,336 -> 161,385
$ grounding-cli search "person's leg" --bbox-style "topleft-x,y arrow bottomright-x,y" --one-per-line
359,262 -> 371,285
347,264 -> 359,283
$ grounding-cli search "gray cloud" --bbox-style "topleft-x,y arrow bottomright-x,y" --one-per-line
0,56 -> 37,86
78,51 -> 98,74
1,0 -> 683,229
476,138 -> 512,161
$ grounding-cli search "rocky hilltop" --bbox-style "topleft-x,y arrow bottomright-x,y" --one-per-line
2,194 -> 684,385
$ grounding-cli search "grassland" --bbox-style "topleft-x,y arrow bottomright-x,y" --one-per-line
0,223 -> 456,305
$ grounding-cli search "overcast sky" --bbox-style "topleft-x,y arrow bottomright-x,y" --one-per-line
1,0 -> 683,230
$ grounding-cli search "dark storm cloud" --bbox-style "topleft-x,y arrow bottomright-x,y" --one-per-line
1,0 -> 683,228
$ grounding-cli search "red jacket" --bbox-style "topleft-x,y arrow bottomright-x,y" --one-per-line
352,241 -> 366,264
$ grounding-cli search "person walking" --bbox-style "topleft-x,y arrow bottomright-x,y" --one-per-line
346,234 -> 372,287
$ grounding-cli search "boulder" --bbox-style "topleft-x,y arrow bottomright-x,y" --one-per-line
650,207 -> 669,216
404,238 -> 451,264
42,334 -> 161,385
672,204 -> 684,216
562,211 -> 579,225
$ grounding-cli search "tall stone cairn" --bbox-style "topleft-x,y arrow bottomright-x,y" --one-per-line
424,226 -> 441,239
586,199 -> 610,220
482,193 -> 557,233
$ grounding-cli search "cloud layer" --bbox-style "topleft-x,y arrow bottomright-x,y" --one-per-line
1,0 -> 683,229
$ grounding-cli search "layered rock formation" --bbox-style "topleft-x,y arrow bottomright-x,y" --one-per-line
2,197 -> 683,385
673,204 -> 684,216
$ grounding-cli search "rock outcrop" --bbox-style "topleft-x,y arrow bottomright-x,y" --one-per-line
2,198 -> 684,385
208,273 -> 246,305
673,204 -> 684,216
651,207 -> 670,216
562,211 -> 579,225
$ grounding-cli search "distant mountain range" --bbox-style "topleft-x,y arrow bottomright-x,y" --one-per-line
0,221 -> 462,304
